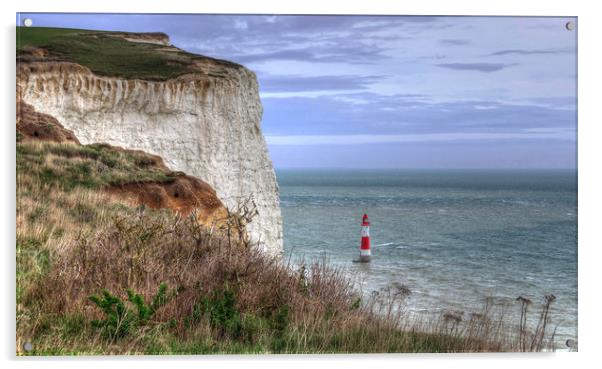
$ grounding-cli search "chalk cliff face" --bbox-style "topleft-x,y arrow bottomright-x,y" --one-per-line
17,49 -> 283,254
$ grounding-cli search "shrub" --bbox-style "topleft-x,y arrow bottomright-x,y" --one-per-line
89,290 -> 134,341
200,288 -> 243,339
89,283 -> 170,342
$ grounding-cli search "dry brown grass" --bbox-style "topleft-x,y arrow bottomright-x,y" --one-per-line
16,139 -> 559,355
18,205 -> 558,354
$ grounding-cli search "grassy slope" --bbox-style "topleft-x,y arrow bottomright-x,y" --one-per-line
17,141 -> 173,190
16,140 -> 173,314
18,137 -> 547,355
17,27 -> 239,80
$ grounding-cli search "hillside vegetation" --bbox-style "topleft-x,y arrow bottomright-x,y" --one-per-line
17,27 -> 240,80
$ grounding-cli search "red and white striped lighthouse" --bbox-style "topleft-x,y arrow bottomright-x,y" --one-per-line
359,213 -> 371,262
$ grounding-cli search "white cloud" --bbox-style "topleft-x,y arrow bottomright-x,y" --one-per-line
234,19 -> 248,30
473,105 -> 498,110
265,132 -> 575,146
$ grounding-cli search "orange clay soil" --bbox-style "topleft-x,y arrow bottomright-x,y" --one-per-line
108,174 -> 228,225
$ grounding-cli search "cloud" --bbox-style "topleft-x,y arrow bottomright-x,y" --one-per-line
527,96 -> 576,109
233,19 -> 249,30
234,49 -> 314,63
485,48 -> 573,56
259,75 -> 385,93
436,62 -> 518,72
473,105 -> 498,110
231,42 -> 390,65
266,131 -> 575,146
439,39 -> 470,45
261,93 -> 576,137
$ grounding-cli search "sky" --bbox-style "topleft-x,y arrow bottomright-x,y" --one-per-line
18,14 -> 577,169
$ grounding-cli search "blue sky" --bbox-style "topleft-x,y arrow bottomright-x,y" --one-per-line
19,14 -> 577,169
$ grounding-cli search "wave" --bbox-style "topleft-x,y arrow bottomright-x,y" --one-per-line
373,241 -> 406,248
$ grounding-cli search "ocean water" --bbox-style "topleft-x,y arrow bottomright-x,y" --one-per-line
277,169 -> 577,347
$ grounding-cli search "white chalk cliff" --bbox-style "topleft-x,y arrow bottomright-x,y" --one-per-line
17,44 -> 283,255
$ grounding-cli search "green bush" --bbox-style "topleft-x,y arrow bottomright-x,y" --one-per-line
185,288 -> 272,345
89,283 -> 169,341
200,288 -> 243,339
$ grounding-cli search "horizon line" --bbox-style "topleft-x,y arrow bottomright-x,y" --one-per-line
273,167 -> 577,171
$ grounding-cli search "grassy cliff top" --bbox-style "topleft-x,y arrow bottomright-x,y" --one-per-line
17,26 -> 241,80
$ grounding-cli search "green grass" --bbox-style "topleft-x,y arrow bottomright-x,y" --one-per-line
17,141 -> 173,191
22,310 -> 475,355
17,26 -> 238,80
17,27 -> 99,48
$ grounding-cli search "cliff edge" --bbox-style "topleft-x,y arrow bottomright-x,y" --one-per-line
17,27 -> 283,255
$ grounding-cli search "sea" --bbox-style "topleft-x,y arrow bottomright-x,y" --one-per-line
276,169 -> 577,349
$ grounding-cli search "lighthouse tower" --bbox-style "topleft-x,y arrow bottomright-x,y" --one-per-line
359,213 -> 371,262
